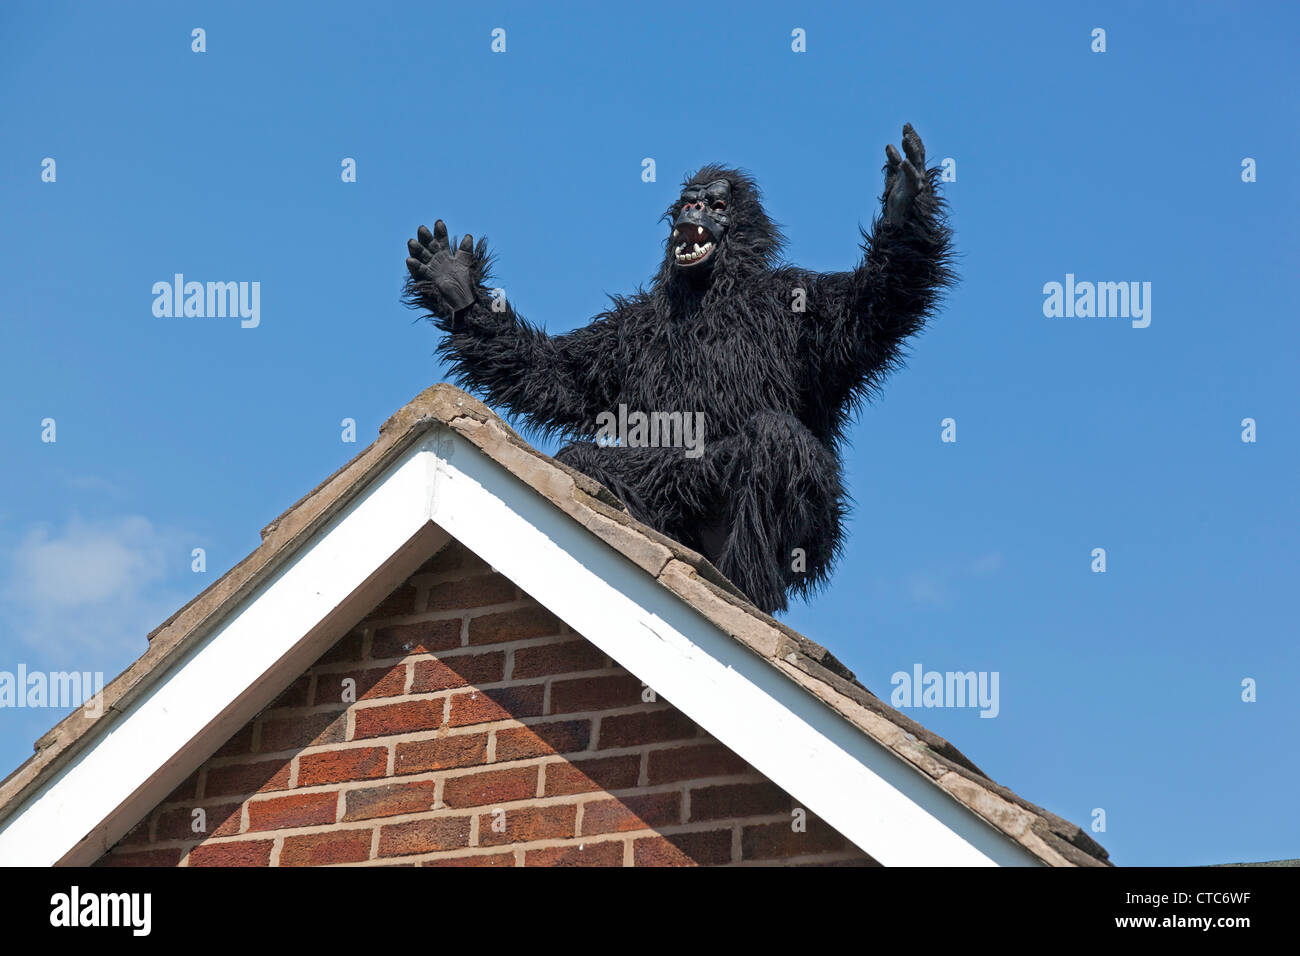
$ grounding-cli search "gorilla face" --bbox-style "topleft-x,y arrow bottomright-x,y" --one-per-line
655,166 -> 783,291
671,179 -> 730,270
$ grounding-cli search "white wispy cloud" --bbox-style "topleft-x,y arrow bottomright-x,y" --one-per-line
907,571 -> 953,608
905,551 -> 1004,609
968,552 -> 1004,577
0,515 -> 190,670
61,474 -> 125,497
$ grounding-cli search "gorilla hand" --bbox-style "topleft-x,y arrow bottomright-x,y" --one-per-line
882,123 -> 930,226
406,220 -> 480,319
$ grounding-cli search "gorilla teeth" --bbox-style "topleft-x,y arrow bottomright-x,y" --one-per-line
674,240 -> 714,264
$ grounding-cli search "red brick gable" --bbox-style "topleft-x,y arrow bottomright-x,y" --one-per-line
96,540 -> 877,867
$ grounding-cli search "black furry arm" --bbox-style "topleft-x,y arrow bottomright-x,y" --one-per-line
798,126 -> 955,412
404,221 -> 624,436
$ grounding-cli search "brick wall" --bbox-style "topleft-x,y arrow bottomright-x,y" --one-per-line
97,540 -> 877,867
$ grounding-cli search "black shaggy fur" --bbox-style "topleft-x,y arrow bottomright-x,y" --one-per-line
404,132 -> 954,614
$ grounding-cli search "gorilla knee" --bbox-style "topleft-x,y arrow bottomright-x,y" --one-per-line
716,413 -> 847,603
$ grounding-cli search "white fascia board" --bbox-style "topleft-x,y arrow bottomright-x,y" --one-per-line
426,430 -> 1041,867
0,437 -> 446,866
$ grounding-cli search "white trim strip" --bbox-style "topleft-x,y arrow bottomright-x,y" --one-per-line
428,431 -> 1039,866
0,441 -> 441,866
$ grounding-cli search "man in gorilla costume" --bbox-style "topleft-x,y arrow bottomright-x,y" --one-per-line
404,124 -> 954,615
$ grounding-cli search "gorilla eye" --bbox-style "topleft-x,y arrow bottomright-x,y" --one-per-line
711,200 -> 726,210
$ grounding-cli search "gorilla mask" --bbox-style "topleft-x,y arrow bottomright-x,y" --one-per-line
671,179 -> 730,271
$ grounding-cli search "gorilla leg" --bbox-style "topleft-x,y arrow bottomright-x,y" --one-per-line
556,415 -> 846,615
553,442 -> 715,551
709,412 -> 847,614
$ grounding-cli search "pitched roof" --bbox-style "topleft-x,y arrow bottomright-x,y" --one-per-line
0,384 -> 1110,867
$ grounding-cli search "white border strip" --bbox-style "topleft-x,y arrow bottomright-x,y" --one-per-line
430,431 -> 1039,866
0,442 -> 436,866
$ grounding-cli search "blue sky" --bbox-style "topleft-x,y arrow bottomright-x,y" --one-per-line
1,1 -> 1295,866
